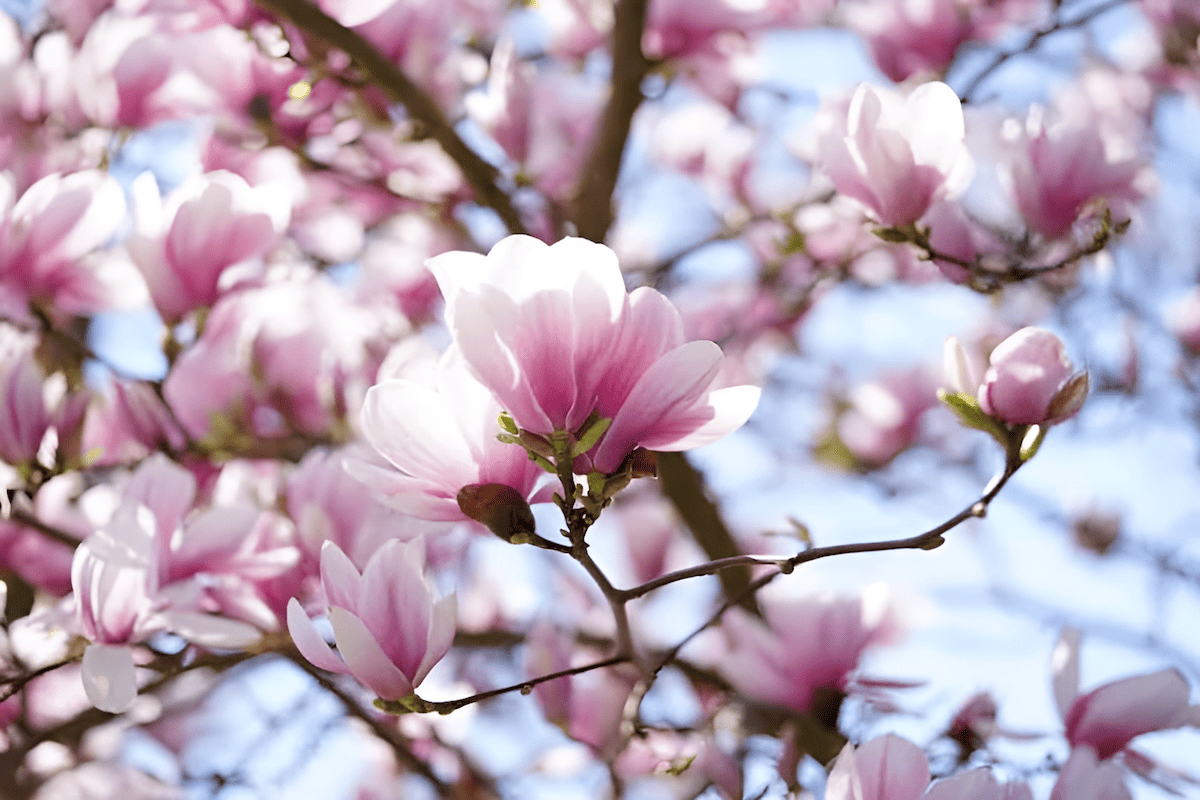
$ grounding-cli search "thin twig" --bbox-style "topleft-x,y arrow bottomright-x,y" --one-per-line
958,0 -> 1132,103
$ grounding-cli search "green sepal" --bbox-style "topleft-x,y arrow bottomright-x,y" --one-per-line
571,414 -> 612,457
374,693 -> 431,715
498,411 -> 519,435
872,226 -> 912,243
938,389 -> 1006,439
1019,424 -> 1046,462
496,432 -> 522,446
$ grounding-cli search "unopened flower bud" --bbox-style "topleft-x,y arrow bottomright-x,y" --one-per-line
457,483 -> 537,543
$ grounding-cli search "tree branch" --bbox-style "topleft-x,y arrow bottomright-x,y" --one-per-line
252,0 -> 527,235
570,0 -> 652,242
656,452 -> 757,612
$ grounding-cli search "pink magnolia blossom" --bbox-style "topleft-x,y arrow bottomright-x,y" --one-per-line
0,170 -> 141,318
81,378 -> 187,465
1051,629 -> 1199,760
353,348 -> 551,523
844,0 -> 975,82
817,82 -> 973,227
126,170 -> 283,322
716,586 -> 898,714
429,235 -> 760,474
1165,287 -> 1200,354
1049,746 -> 1133,800
163,273 -> 393,441
0,324 -> 88,467
949,327 -> 1088,426
837,368 -> 937,467
72,455 -> 284,711
1010,106 -> 1145,239
286,538 -> 455,700
826,734 -> 930,800
924,768 -> 1033,800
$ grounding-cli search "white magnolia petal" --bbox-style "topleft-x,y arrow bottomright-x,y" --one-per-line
81,643 -> 138,713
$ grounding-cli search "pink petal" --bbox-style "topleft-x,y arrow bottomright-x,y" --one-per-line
329,606 -> 413,700
319,541 -> 362,614
286,598 -> 350,676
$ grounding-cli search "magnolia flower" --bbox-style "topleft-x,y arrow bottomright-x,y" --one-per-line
817,81 -> 972,227
828,735 -> 1033,800
287,539 -> 455,700
1050,747 -> 1132,800
826,734 -> 929,800
428,235 -> 760,474
717,586 -> 897,714
1051,629 -> 1199,760
946,328 -> 1088,426
353,348 -> 551,523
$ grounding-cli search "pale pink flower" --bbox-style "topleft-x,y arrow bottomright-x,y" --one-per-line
1010,106 -> 1144,239
82,378 -> 187,465
163,274 -> 392,440
826,734 -> 930,800
1165,287 -> 1200,354
73,11 -> 174,128
1051,629 -> 1198,760
126,170 -> 283,322
71,455 -> 282,712
817,82 -> 973,227
924,768 -> 1033,800
353,348 -> 550,523
429,235 -> 760,474
286,538 -> 455,700
717,586 -> 897,714
1049,746 -> 1133,800
838,368 -> 937,467
845,0 -> 975,82
0,324 -> 88,467
961,328 -> 1088,426
0,170 -> 140,317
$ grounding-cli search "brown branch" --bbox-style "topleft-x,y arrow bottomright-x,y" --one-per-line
570,0 -> 652,242
958,0 -> 1132,103
393,655 -> 629,716
649,453 -> 1025,675
656,452 -> 757,612
282,651 -> 453,795
252,0 -> 527,235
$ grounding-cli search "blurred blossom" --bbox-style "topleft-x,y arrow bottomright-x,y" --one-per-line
126,169 -> 284,322
0,324 -> 87,468
716,585 -> 898,715
1007,104 -> 1146,240
1049,746 -> 1133,800
844,0 -> 975,82
1051,629 -> 1200,761
837,368 -> 937,467
817,82 -> 973,227
1165,287 -> 1200,354
0,170 -> 143,320
430,235 -> 760,474
163,273 -> 397,442
82,378 -> 187,466
826,734 -> 930,800
287,538 -> 455,700
0,473 -> 90,596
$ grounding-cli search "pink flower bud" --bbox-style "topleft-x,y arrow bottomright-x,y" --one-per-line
976,328 -> 1088,426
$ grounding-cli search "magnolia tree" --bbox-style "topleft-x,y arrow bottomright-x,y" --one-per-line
0,0 -> 1197,797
